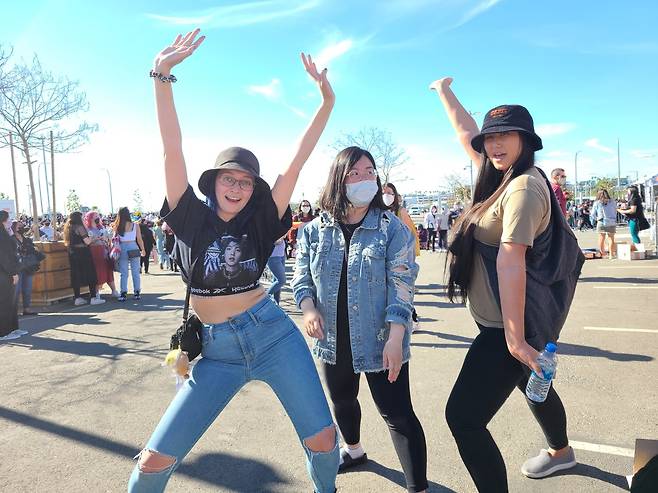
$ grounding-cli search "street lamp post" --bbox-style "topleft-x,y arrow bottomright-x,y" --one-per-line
41,137 -> 52,218
574,151 -> 581,203
100,168 -> 114,214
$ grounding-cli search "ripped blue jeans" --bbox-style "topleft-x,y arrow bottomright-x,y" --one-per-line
128,296 -> 338,493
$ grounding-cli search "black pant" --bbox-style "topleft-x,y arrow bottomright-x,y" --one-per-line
141,248 -> 152,273
438,229 -> 448,250
322,322 -> 428,492
426,228 -> 437,251
445,326 -> 568,492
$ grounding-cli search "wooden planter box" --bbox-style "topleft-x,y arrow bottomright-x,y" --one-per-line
29,241 -> 88,306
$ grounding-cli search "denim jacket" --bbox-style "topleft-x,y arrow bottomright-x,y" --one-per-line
291,208 -> 419,372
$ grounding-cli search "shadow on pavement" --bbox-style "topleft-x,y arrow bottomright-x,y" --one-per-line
0,405 -> 291,491
343,458 -> 458,492
177,453 -> 290,492
578,276 -> 658,284
547,462 -> 628,489
559,342 -> 653,362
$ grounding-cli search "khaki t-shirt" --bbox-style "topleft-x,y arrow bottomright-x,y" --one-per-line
468,167 -> 551,327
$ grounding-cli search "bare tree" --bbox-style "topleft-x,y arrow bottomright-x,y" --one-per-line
445,173 -> 472,204
0,54 -> 97,235
331,127 -> 408,183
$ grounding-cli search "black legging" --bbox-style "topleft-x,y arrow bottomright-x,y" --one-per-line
426,228 -> 437,251
445,325 -> 568,492
322,324 -> 428,492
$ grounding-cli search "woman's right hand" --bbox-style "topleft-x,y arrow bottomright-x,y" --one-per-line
303,308 -> 325,339
153,28 -> 205,73
12,274 -> 18,285
508,342 -> 543,377
429,77 -> 453,93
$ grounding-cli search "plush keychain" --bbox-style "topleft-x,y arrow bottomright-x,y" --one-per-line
163,348 -> 190,392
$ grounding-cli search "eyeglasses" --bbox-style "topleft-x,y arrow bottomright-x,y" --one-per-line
218,174 -> 255,191
346,169 -> 377,180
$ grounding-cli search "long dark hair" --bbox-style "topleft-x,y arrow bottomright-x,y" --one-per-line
383,182 -> 402,215
112,207 -> 132,236
447,134 -> 536,302
63,211 -> 84,247
319,146 -> 387,222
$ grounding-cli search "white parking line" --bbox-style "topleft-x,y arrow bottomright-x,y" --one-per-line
597,266 -> 658,269
593,286 -> 658,289
570,440 -> 634,458
584,326 -> 658,334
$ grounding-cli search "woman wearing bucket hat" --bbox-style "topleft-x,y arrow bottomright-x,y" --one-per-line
128,29 -> 339,493
430,77 -> 577,491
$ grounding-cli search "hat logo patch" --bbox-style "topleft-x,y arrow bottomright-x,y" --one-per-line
488,107 -> 509,119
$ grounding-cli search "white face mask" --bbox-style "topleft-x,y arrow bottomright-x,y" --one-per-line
301,206 -> 311,213
558,177 -> 567,186
346,180 -> 379,207
382,193 -> 395,207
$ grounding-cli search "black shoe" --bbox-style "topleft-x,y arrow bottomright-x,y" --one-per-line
338,449 -> 368,473
118,292 -> 127,302
134,291 -> 141,300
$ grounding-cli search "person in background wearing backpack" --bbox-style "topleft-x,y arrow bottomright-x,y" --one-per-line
293,147 -> 428,493
432,76 -> 577,491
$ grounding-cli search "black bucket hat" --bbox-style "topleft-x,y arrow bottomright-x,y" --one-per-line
471,105 -> 543,153
198,147 -> 269,198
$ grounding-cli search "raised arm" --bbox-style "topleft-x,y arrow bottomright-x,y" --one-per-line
429,77 -> 482,167
271,54 -> 335,218
152,29 -> 205,209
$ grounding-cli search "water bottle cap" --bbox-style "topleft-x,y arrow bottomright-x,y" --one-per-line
545,343 -> 557,353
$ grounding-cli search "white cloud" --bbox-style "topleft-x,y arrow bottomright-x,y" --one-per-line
147,0 -> 321,29
630,149 -> 658,159
535,123 -> 576,137
585,138 -> 614,154
314,39 -> 354,68
247,78 -> 282,101
454,0 -> 503,29
247,78 -> 306,118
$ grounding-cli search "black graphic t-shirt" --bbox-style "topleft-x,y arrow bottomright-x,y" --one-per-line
160,184 -> 292,296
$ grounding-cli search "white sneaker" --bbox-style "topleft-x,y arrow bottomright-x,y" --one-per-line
90,297 -> 106,305
111,290 -> 120,298
74,297 -> 87,306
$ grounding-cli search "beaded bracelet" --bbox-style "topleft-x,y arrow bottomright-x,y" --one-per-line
149,70 -> 177,83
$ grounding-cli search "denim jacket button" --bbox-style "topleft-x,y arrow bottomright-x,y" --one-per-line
352,305 -> 358,310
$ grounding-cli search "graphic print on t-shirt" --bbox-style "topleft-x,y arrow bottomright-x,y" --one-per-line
196,234 -> 260,295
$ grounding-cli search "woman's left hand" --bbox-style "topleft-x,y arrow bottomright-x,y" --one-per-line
383,330 -> 404,383
301,53 -> 334,105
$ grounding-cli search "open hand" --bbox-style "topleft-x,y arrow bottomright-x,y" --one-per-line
429,77 -> 453,93
301,53 -> 335,105
154,28 -> 205,73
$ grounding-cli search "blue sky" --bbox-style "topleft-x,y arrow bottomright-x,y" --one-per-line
2,0 -> 657,213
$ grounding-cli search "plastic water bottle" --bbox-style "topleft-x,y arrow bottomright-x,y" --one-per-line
525,343 -> 558,403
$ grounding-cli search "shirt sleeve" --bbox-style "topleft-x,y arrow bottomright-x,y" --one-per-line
255,192 -> 293,243
159,184 -> 210,244
500,188 -> 549,247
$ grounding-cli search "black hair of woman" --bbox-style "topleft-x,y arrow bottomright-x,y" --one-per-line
382,182 -> 401,214
447,133 -> 536,302
318,146 -> 387,221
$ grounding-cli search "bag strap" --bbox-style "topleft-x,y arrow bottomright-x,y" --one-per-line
182,256 -> 200,325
